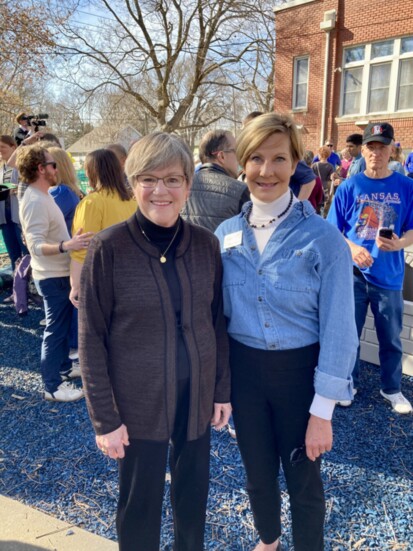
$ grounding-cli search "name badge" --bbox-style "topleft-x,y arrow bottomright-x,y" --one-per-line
223,230 -> 243,249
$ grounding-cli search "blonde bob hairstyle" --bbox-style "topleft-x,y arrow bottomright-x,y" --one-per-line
125,132 -> 194,186
46,146 -> 83,198
236,113 -> 304,169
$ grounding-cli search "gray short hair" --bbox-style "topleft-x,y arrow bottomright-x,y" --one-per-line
125,132 -> 194,186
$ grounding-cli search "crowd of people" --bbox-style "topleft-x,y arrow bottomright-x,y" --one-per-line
1,110 -> 412,551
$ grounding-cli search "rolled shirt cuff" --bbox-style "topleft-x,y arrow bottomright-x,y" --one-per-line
309,393 -> 336,421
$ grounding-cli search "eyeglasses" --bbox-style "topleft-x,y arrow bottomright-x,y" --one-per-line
135,174 -> 186,189
42,162 -> 57,169
326,144 -> 334,147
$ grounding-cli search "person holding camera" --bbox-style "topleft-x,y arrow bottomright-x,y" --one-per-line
328,122 -> 413,414
13,112 -> 49,146
13,113 -> 32,146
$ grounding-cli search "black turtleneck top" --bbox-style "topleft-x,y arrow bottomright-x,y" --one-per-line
136,209 -> 190,380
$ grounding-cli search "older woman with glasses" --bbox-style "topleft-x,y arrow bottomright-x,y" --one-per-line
78,132 -> 231,551
215,113 -> 357,551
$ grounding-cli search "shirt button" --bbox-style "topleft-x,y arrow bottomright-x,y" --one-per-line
269,344 -> 276,349
264,322 -> 270,328
250,246 -> 256,251
258,269 -> 263,275
258,296 -> 263,302
296,251 -> 302,256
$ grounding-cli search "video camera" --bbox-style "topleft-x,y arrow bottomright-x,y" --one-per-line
21,114 -> 49,132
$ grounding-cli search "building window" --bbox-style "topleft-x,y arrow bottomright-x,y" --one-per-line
398,59 -> 413,110
368,63 -> 391,113
341,36 -> 413,116
293,56 -> 309,110
343,67 -> 363,115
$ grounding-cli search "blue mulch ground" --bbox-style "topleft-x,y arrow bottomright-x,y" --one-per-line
0,290 -> 412,550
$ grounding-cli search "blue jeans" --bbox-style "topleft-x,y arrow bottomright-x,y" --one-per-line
353,273 -> 403,394
0,221 -> 28,271
35,277 -> 73,393
69,307 -> 78,350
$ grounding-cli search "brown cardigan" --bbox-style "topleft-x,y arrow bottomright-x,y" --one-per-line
78,214 -> 230,441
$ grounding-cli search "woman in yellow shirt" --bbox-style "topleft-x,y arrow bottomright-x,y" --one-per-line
70,149 -> 136,306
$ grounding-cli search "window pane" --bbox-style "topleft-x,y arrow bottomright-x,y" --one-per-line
371,41 -> 394,58
343,67 -> 363,115
368,63 -> 391,112
398,58 -> 413,110
296,84 -> 307,108
297,59 -> 308,82
345,46 -> 365,63
401,37 -> 413,54
294,58 -> 308,108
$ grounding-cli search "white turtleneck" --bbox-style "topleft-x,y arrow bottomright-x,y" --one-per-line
249,189 -> 298,254
249,189 -> 336,420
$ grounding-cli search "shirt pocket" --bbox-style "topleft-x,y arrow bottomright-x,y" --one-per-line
221,248 -> 247,287
268,249 -> 318,292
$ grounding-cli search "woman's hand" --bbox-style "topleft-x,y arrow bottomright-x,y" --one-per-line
96,424 -> 130,460
70,258 -> 84,309
69,285 -> 80,309
211,402 -> 232,430
305,415 -> 333,461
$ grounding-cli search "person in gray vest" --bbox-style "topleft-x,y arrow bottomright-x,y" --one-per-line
182,129 -> 250,232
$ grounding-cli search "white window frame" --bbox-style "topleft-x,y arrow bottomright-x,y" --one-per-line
340,36 -> 413,116
292,56 -> 309,110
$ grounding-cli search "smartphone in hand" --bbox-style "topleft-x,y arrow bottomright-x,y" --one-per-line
378,228 -> 393,239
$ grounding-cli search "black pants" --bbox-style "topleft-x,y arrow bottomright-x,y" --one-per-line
116,380 -> 210,551
230,339 -> 325,551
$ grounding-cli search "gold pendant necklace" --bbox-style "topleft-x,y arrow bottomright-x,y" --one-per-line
138,218 -> 181,263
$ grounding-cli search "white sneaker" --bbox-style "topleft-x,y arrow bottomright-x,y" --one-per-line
61,362 -> 81,380
44,381 -> 84,402
69,348 -> 79,360
39,318 -> 46,326
337,388 -> 358,407
380,391 -> 412,414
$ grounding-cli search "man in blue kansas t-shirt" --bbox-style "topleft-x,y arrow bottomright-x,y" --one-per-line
328,122 -> 413,415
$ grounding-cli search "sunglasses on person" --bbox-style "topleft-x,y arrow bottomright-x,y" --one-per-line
42,161 -> 57,169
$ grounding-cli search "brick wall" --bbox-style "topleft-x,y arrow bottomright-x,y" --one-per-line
274,0 -> 413,152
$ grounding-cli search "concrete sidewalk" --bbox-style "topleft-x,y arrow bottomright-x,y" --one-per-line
0,495 -> 117,551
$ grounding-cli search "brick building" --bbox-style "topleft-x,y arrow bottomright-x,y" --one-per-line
274,0 -> 413,375
274,0 -> 413,153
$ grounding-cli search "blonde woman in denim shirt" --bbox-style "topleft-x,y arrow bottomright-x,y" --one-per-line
215,113 -> 358,551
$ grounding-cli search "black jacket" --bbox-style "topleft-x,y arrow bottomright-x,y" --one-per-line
79,214 -> 230,441
13,127 -> 29,146
182,163 -> 250,232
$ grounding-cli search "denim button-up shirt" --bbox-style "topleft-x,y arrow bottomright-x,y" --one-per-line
347,154 -> 366,178
215,201 -> 358,401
